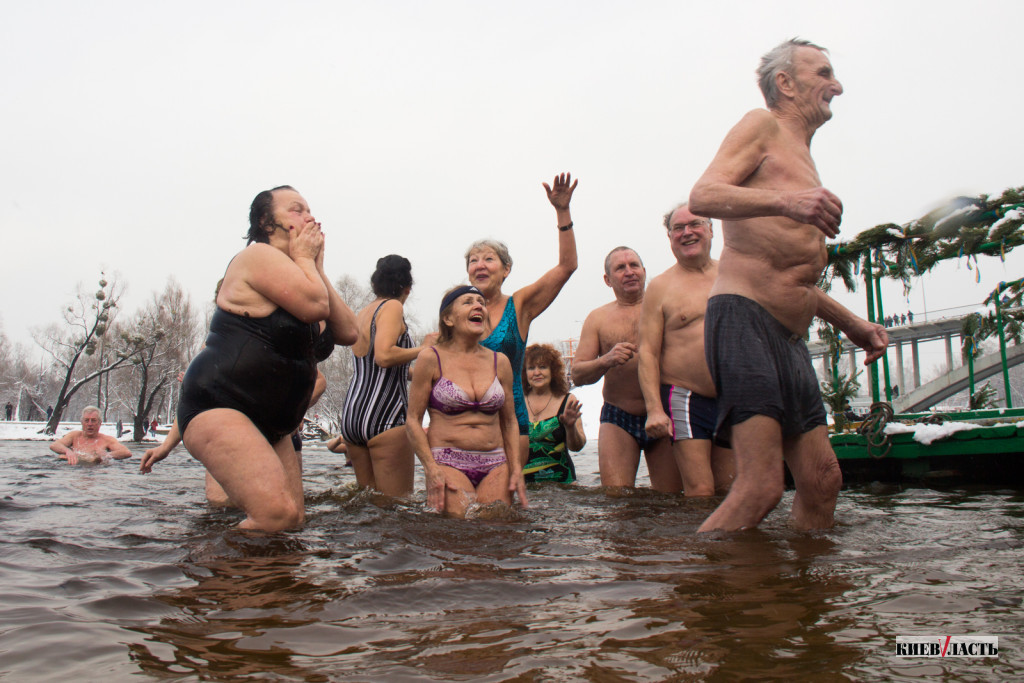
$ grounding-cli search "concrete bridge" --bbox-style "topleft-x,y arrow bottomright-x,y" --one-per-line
807,310 -> 1023,411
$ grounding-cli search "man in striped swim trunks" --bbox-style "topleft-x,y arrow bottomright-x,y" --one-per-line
639,203 -> 734,497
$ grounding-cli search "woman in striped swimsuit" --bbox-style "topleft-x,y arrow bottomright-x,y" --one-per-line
339,255 -> 436,497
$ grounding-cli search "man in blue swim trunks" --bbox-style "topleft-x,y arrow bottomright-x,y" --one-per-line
573,247 -> 676,491
640,203 -> 734,497
689,38 -> 887,531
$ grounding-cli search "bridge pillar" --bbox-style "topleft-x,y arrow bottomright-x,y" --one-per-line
945,334 -> 954,374
912,339 -> 921,388
895,341 -> 905,391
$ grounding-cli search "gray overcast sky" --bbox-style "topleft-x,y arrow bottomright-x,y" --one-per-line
4,0 -> 1023,355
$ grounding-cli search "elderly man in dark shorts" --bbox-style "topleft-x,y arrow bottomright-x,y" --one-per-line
689,38 -> 887,531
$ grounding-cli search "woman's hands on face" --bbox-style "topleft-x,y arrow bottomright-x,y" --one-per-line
290,219 -> 323,262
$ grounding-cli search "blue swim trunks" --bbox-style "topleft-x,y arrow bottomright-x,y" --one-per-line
600,403 -> 655,450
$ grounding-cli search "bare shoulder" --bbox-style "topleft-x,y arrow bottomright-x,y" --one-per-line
581,304 -> 608,329
721,108 -> 780,147
415,345 -> 439,365
494,350 -> 513,374
646,269 -> 675,298
737,108 -> 779,132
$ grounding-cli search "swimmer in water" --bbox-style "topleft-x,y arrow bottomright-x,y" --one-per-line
338,255 -> 438,497
50,406 -> 132,465
407,285 -> 527,517
175,185 -> 357,531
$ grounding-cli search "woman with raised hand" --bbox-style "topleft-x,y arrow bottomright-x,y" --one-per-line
467,172 -> 579,459
338,255 -> 436,496
522,343 -> 586,484
176,185 -> 357,531
407,285 -> 527,517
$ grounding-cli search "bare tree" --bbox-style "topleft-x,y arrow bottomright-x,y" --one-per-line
112,279 -> 200,441
33,274 -> 154,434
313,275 -> 375,432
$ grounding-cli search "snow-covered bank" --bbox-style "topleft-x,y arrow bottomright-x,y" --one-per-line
0,421 -> 155,442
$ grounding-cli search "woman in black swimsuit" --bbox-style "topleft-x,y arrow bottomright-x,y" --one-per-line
177,186 -> 357,531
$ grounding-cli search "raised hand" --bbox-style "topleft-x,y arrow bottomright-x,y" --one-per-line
543,172 -> 578,211
561,395 -> 582,427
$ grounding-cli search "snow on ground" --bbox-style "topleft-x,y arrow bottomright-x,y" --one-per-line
0,421 -> 155,442
884,420 -> 986,445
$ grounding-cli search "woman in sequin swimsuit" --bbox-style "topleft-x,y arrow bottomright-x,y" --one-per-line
407,286 -> 527,517
466,172 -> 580,462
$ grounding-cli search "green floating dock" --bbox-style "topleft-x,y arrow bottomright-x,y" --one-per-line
830,408 -> 1024,485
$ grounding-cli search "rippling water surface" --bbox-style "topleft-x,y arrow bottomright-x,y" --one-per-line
1,440 -> 1023,681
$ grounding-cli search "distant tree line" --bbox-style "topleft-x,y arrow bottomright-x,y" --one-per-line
0,273 -> 426,441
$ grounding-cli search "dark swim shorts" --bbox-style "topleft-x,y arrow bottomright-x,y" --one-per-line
704,294 -> 826,446
600,403 -> 655,450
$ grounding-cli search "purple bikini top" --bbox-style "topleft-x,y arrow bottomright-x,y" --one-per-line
428,347 -> 504,415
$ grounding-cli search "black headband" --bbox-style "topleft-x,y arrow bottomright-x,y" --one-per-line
440,285 -> 483,314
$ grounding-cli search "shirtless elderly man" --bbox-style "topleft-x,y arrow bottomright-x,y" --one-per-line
639,204 -> 734,497
573,247 -> 677,491
689,38 -> 887,531
50,406 -> 132,465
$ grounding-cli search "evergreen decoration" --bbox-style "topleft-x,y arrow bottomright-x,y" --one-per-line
821,187 -> 1024,295
821,186 -> 1024,352
969,382 -> 999,410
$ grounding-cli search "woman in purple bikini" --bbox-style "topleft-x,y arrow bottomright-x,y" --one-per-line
407,285 -> 528,517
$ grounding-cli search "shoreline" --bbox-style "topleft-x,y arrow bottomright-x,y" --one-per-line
0,420 -> 158,442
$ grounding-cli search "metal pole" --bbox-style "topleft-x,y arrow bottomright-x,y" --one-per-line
871,254 -> 893,402
995,296 -> 1013,408
863,255 -> 881,403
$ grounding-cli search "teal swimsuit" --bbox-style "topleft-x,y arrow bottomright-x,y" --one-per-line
481,296 -> 528,433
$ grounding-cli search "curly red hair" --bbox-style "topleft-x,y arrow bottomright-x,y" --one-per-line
523,343 -> 569,396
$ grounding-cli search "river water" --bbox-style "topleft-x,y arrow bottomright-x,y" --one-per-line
1,439 -> 1022,681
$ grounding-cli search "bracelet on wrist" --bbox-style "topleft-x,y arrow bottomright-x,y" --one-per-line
558,222 -> 574,232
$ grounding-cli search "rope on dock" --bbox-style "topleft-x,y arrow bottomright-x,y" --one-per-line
859,402 -> 894,459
